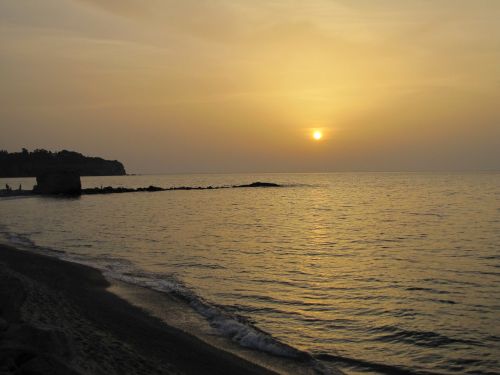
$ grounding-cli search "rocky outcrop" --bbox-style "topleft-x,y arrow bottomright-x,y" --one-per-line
233,182 -> 281,188
81,182 -> 282,195
0,149 -> 126,177
1,181 -> 282,197
33,171 -> 82,195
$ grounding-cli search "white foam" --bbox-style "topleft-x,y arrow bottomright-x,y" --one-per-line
0,227 -> 306,361
106,270 -> 304,358
1,231 -> 36,248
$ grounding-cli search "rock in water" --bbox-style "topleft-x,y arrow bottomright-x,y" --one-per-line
233,182 -> 281,188
34,171 -> 82,195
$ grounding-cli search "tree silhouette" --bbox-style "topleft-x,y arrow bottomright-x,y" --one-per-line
0,149 -> 126,177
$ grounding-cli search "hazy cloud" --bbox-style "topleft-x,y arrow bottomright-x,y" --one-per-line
1,0 -> 499,172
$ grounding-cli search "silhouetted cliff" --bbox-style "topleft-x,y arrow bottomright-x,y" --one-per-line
0,149 -> 126,177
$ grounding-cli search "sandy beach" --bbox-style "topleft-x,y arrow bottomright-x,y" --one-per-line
0,243 -> 277,375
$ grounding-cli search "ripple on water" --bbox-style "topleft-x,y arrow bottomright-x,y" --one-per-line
1,172 -> 499,374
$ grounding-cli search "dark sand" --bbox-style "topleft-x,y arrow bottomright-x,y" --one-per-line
0,244 -> 277,375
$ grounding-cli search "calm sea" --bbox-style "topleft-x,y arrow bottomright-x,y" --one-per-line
1,173 -> 499,374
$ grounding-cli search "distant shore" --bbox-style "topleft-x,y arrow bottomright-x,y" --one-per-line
0,243 -> 277,375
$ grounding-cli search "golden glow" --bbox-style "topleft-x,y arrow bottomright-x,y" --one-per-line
1,1 -> 499,172
313,131 -> 323,141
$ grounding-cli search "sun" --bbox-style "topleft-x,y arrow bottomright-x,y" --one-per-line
313,131 -> 323,140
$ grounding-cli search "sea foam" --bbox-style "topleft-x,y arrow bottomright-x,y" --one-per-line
0,227 -> 307,360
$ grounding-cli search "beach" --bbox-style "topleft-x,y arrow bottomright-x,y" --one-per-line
1,173 -> 498,374
0,243 -> 277,375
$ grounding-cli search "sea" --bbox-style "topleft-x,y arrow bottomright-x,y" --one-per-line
0,173 -> 499,374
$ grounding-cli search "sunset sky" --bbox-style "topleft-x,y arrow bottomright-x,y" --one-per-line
1,0 -> 499,173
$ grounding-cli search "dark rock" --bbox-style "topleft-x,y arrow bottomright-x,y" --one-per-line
33,171 -> 82,195
76,181 -> 282,196
233,182 -> 281,188
137,185 -> 163,192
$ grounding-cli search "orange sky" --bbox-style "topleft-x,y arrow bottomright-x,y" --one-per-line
1,0 -> 499,173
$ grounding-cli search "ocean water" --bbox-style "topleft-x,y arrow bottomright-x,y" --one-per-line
0,173 -> 499,374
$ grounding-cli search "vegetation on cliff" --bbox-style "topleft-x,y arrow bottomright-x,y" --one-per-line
0,149 -> 126,177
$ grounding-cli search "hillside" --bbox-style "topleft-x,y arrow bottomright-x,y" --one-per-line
0,149 -> 126,177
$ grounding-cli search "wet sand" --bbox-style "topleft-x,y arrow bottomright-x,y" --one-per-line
0,243 -> 277,375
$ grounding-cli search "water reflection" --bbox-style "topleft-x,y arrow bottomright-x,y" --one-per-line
1,173 -> 499,374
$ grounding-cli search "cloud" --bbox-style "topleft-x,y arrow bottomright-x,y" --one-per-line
1,0 -> 499,171
74,0 -> 153,18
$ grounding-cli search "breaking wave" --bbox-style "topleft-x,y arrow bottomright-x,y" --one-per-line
0,227 -> 326,372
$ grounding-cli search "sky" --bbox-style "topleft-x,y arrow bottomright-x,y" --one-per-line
1,0 -> 499,173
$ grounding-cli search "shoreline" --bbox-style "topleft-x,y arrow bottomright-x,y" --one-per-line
0,243 -> 279,375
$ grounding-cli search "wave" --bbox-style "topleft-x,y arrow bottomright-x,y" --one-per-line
3,231 -> 38,248
405,286 -> 450,295
0,230 -> 65,255
0,226 -> 337,374
316,353 -> 438,375
106,270 -> 309,359
368,325 -> 480,348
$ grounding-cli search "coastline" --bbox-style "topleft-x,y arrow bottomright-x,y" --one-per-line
0,243 -> 278,375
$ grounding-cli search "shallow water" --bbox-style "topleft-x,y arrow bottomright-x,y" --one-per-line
1,173 -> 499,374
